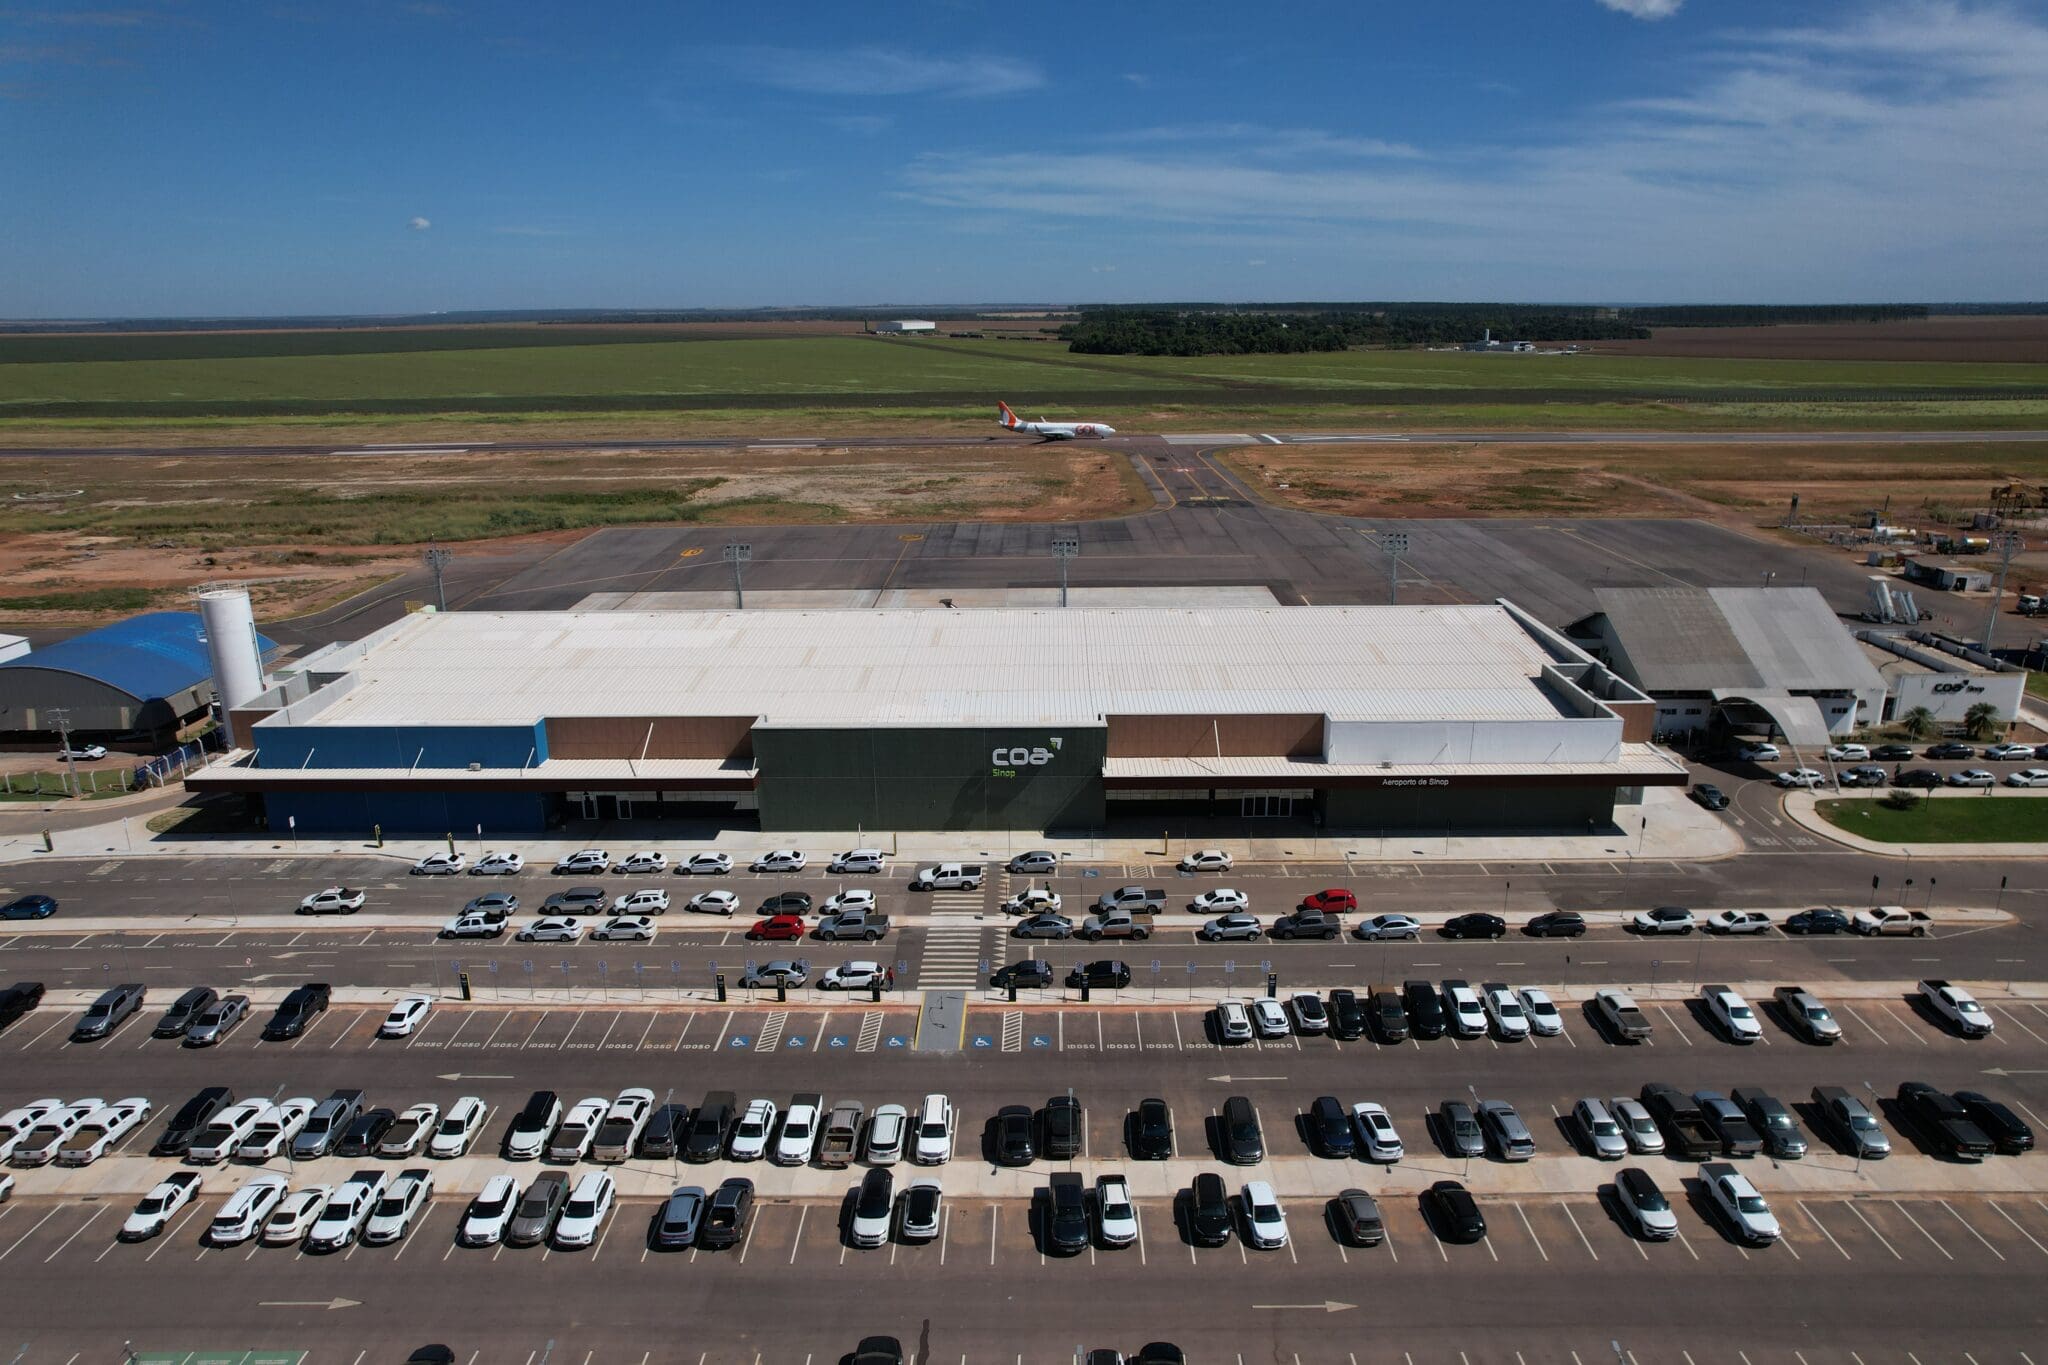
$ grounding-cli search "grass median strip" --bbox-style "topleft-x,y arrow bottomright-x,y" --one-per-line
1817,796 -> 2048,842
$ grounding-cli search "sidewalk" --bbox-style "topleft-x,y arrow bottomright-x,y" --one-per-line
1783,788 -> 2048,858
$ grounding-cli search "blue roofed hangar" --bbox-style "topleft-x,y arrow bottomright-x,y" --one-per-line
0,611 -> 280,740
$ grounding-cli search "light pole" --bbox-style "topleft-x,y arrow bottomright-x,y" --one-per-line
48,706 -> 79,798
723,542 -> 752,609
1984,531 -> 2023,653
1363,531 -> 1409,605
424,544 -> 454,612
1052,534 -> 1079,607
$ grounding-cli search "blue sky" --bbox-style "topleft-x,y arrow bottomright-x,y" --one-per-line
4,0 -> 2046,316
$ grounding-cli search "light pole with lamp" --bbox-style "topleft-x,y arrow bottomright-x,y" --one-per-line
1361,530 -> 1409,605
1052,534 -> 1079,607
723,542 -> 752,609
424,544 -> 454,612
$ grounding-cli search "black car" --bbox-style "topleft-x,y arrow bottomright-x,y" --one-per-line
1871,743 -> 1917,760
1896,1082 -> 1993,1159
1403,979 -> 1447,1039
1187,1172 -> 1233,1245
1065,960 -> 1131,990
1690,783 -> 1729,811
853,1338 -> 905,1365
0,980 -> 44,1031
1221,1095 -> 1264,1164
996,1105 -> 1036,1165
1895,768 -> 1946,789
1440,913 -> 1506,941
684,1091 -> 737,1162
1042,1095 -> 1083,1159
0,893 -> 57,921
335,1108 -> 397,1157
989,959 -> 1055,990
262,982 -> 330,1040
1425,1181 -> 1486,1242
74,982 -> 145,1040
152,987 -> 218,1038
1784,908 -> 1852,935
1952,1091 -> 2034,1154
1307,1095 -> 1356,1158
1134,1346 -> 1184,1365
698,1177 -> 754,1249
1333,1188 -> 1384,1246
1131,1098 -> 1173,1160
1927,742 -> 1976,760
152,1086 -> 234,1157
1046,1173 -> 1089,1255
1371,989 -> 1409,1042
1524,911 -> 1587,938
638,1103 -> 691,1160
1326,988 -> 1367,1040
759,892 -> 813,916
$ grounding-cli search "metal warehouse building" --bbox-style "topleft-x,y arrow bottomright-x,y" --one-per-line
0,611 -> 280,741
189,603 -> 1685,835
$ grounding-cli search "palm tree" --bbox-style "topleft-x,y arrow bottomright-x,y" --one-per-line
1901,707 -> 1936,739
1964,702 -> 2003,740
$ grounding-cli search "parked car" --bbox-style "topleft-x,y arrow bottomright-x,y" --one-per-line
262,1185 -> 330,1245
739,959 -> 811,989
653,1185 -> 708,1250
62,1098 -> 157,1167
849,1168 -> 894,1248
1354,914 -> 1421,941
1694,1091 -> 1764,1157
1403,980 -> 1447,1038
1130,1098 -> 1173,1160
262,983 -> 330,1040
1573,1098 -> 1628,1160
1690,783 -> 1729,810
299,886 -> 368,913
1249,997 -> 1290,1037
152,986 -> 218,1039
1773,985 -> 1843,1043
1701,984 -> 1764,1043
1221,1095 -> 1264,1164
1242,1180 -> 1289,1249
1351,1102 -> 1403,1162
539,886 -> 608,915
378,995 -> 432,1037
1187,1171 -> 1233,1246
506,1172 -> 569,1247
73,983 -> 145,1040
1441,912 -> 1506,940
121,1171 -> 203,1241
1214,998 -> 1254,1044
1736,741 -> 1780,762
679,853 -> 733,875
504,1091 -> 563,1161
989,959 -> 1055,991
1612,1167 -> 1677,1241
1706,910 -> 1773,936
1952,1091 -> 2035,1154
183,993 -> 250,1047
1947,768 -> 1997,787
1895,767 -> 1946,789
1334,1189 -> 1384,1246
206,1173 -> 288,1246
1784,907 -> 1852,935
1700,1162 -> 1780,1244
472,851 -> 524,875
1199,914 -> 1263,942
1732,1088 -> 1807,1159
1523,911 -> 1586,938
412,853 -> 465,876
1437,1101 -> 1485,1159
698,1177 -> 754,1249
1927,742 -> 1976,760
1774,768 -> 1826,788
553,849 -> 610,875
1478,1101 -> 1536,1161
552,1171 -> 616,1248
1811,1086 -> 1891,1160
458,1174 -> 521,1247
1841,765 -> 1890,787
1424,1181 -> 1486,1242
1306,1095 -> 1355,1158
1630,906 -> 1696,935
1095,1174 -> 1137,1247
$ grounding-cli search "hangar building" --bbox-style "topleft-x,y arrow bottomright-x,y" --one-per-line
190,602 -> 1685,835
0,611 -> 280,741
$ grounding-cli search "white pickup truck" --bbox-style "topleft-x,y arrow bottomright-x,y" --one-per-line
1919,979 -> 1995,1037
911,863 -> 984,891
1851,905 -> 1932,937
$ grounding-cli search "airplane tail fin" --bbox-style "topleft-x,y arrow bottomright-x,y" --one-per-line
998,401 -> 1022,429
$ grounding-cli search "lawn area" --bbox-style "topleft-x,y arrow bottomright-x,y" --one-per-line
1816,795 -> 2048,842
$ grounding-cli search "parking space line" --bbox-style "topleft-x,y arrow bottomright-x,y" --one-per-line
1843,1005 -> 1889,1044
1992,1005 -> 2048,1045
1777,1228 -> 1800,1259
1557,1201 -> 1597,1260
145,1203 -> 206,1261
1672,1226 -> 1700,1261
673,1012 -> 696,1050
16,1013 -> 67,1050
439,1013 -> 476,1048
1481,1230 -> 1497,1261
481,1013 -> 512,1048
1990,1200 -> 2048,1256
1799,1201 -> 1851,1259
1653,1005 -> 1692,1045
0,1205 -> 64,1262
711,1011 -> 733,1052
1940,1200 -> 2004,1260
558,1013 -> 586,1049
520,1012 -> 551,1048
329,1010 -> 367,1049
633,1012 -> 657,1049
1845,1201 -> 1903,1259
1879,1001 -> 1933,1047
990,1205 -> 998,1265
737,1202 -> 759,1264
42,1206 -> 106,1262
1890,1200 -> 1951,1259
1514,1202 -> 1548,1261
788,1205 -> 806,1264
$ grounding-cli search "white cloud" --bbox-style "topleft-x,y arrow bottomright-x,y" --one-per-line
407,216 -> 431,230
709,44 -> 1042,97
1596,0 -> 1683,18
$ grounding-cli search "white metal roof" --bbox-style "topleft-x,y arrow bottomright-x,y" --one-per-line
1103,745 -> 1688,782
298,604 -> 1594,730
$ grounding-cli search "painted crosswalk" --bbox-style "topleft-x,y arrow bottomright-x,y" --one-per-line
916,887 -> 990,989
754,1010 -> 787,1052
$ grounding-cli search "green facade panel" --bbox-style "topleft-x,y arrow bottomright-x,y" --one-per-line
753,725 -> 1107,832
1320,783 -> 1617,833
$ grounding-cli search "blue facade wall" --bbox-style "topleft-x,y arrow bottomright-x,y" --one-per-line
265,789 -> 550,835
253,722 -> 547,771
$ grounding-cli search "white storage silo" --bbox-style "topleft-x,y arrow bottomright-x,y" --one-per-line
200,588 -> 266,745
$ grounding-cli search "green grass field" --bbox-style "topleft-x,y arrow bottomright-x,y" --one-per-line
1817,796 -> 2048,843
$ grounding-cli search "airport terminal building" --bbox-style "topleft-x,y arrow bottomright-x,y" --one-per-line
190,603 -> 1685,835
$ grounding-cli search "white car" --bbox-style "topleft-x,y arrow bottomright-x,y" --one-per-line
1921,979 -> 1995,1036
829,849 -> 886,874
849,1172 -> 893,1248
53,1097 -> 151,1166
1216,999 -> 1254,1044
187,1098 -> 271,1165
518,916 -> 584,943
1443,981 -> 1488,1037
866,1104 -> 909,1166
440,913 -> 505,939
1630,906 -> 1697,935
238,1097 -> 316,1162
362,1169 -> 434,1245
1250,998 -> 1291,1038
1825,743 -> 1871,762
593,1089 -> 652,1163
1096,1174 -> 1138,1247
2007,768 -> 2048,787
612,888 -> 670,915
1179,848 -> 1234,872
1701,1162 -> 1780,1244
913,1094 -> 954,1165
1199,914 -> 1263,943
0,1099 -> 64,1162
411,853 -> 465,876
261,1185 -> 331,1245
505,1094 -> 563,1160
775,1097 -> 822,1166
1609,1097 -> 1666,1155
1738,742 -> 1781,762
820,961 -> 885,992
751,849 -> 807,872
121,1171 -> 202,1241
555,849 -> 610,874
592,915 -> 656,942
1707,909 -> 1773,935
728,1099 -> 779,1161
549,1097 -> 609,1162
379,995 -> 433,1038
1774,768 -> 1826,789
1483,986 -> 1530,1041
471,851 -> 525,875
298,885 -> 366,913
459,1173 -> 521,1246
1350,1102 -> 1404,1162
685,891 -> 739,916
552,1171 -> 615,1248
1948,768 -> 1997,787
680,852 -> 733,875
58,743 -> 108,761
1354,913 -> 1421,941
1702,985 -> 1764,1043
1986,743 -> 2037,761
1001,887 -> 1063,915
430,1097 -> 487,1158
1190,888 -> 1249,913
1242,1180 -> 1289,1249
1518,988 -> 1564,1037
10,1098 -> 103,1167
615,851 -> 668,874
822,889 -> 877,915
207,1173 -> 289,1246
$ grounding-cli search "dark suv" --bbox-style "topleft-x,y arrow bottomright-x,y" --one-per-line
990,959 -> 1055,990
1187,1172 -> 1232,1245
1042,1096 -> 1083,1160
152,987 -> 218,1039
684,1091 -> 737,1162
1221,1095 -> 1263,1163
1045,1174 -> 1089,1255
1308,1095 -> 1355,1158
1403,979 -> 1447,1039
1371,989 -> 1409,1042
1065,960 -> 1131,990
1326,989 -> 1367,1040
1131,1098 -> 1173,1160
152,1086 -> 234,1157
0,980 -> 46,1031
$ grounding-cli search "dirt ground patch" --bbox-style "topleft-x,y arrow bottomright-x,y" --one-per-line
1579,315 -> 2048,363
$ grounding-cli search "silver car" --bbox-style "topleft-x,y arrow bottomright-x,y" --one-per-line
1609,1097 -> 1665,1156
1012,913 -> 1072,940
1573,1098 -> 1628,1160
183,994 -> 250,1047
1478,1100 -> 1535,1161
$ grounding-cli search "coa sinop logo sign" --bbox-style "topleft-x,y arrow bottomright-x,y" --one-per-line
991,736 -> 1062,778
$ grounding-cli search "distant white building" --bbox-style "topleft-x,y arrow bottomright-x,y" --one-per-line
872,319 -> 936,334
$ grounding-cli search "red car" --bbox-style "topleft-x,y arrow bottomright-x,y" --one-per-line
747,914 -> 807,942
1301,888 -> 1358,914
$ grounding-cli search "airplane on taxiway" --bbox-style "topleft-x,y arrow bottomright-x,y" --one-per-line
997,401 -> 1116,441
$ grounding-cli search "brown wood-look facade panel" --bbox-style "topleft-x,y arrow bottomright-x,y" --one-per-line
1611,699 -> 1656,744
1105,713 -> 1324,759
543,715 -> 756,761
